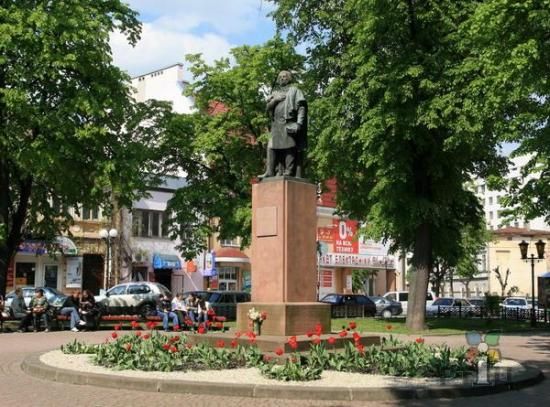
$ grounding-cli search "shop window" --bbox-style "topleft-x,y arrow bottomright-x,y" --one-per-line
15,262 -> 36,287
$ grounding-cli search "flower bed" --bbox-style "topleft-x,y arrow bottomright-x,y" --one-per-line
61,322 -> 480,382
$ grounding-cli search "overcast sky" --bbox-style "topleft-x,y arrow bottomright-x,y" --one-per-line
111,0 -> 276,78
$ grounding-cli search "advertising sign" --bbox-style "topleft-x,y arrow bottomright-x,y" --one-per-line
66,256 -> 83,288
332,220 -> 359,254
319,253 -> 395,269
202,251 -> 217,277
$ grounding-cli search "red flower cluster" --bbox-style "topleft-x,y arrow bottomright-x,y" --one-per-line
338,330 -> 348,338
216,340 -> 225,348
169,346 -> 177,353
275,347 -> 284,356
328,337 -> 336,345
162,343 -> 171,350
260,311 -> 268,320
173,325 -> 180,331
111,332 -> 118,339
169,336 -> 180,343
415,337 -> 425,344
135,331 -> 142,337
311,337 -> 321,345
355,343 -> 364,354
348,321 -> 357,330
184,318 -> 194,327
314,323 -> 323,336
197,326 -> 206,334
114,324 -> 122,331
143,334 -> 151,340
146,321 -> 157,330
230,339 -> 238,348
131,320 -> 140,330
287,335 -> 298,350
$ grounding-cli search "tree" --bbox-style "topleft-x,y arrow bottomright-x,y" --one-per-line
454,223 -> 491,297
164,38 -> 305,258
494,266 -> 511,297
0,1 -> 173,296
457,1 -> 550,224
271,1 -> 506,330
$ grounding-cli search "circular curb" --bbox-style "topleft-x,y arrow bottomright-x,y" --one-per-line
21,353 -> 545,401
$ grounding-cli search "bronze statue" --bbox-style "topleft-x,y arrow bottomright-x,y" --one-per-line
259,70 -> 307,179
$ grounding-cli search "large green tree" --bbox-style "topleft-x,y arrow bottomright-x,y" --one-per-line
165,38 -> 305,258
271,0 -> 507,329
458,1 -> 550,224
0,0 -> 173,296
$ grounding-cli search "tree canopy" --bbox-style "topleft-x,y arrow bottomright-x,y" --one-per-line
0,0 -> 172,295
271,0 -> 510,329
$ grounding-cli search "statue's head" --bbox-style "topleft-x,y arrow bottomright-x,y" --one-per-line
277,70 -> 292,86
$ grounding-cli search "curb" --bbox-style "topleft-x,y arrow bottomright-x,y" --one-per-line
21,353 -> 545,401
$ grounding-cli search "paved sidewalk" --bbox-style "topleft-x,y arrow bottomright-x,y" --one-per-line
0,329 -> 548,407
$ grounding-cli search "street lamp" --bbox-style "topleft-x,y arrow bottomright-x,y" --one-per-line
518,239 -> 546,327
100,228 -> 118,290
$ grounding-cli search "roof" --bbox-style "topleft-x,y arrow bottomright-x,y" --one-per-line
492,227 -> 550,237
215,248 -> 250,264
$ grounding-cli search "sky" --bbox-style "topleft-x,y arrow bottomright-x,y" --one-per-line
111,0 -> 277,78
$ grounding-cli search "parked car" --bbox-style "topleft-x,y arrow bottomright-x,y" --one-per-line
383,290 -> 436,313
426,297 -> 475,317
205,291 -> 251,320
319,293 -> 377,317
500,297 -> 531,310
95,282 -> 172,316
368,296 -> 403,318
4,286 -> 67,314
467,298 -> 486,307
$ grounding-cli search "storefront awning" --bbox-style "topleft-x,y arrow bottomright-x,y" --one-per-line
215,248 -> 250,264
152,253 -> 182,270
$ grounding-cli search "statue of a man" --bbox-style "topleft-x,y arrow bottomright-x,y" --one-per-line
259,70 -> 307,179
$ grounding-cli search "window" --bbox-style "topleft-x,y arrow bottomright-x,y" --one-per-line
488,197 -> 493,205
220,237 -> 240,247
132,209 -> 170,238
108,285 -> 127,296
489,211 -> 494,219
127,284 -> 150,295
80,206 -> 100,220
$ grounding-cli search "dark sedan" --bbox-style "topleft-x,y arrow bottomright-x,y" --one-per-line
368,296 -> 403,318
319,293 -> 376,318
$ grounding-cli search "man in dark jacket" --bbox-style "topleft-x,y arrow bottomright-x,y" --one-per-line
29,288 -> 49,332
12,288 -> 32,332
59,291 -> 86,332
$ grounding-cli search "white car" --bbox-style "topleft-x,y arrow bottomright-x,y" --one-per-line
383,290 -> 436,314
500,297 -> 532,310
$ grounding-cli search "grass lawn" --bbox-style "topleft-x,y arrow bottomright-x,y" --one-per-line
332,317 -> 550,336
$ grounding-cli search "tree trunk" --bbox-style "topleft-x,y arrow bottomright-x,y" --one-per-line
406,222 -> 432,331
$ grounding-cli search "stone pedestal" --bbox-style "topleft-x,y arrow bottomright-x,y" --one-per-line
236,177 -> 331,336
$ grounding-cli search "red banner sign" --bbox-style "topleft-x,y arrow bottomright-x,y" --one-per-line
332,220 -> 359,254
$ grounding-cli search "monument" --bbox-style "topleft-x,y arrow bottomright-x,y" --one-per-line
236,71 -> 331,337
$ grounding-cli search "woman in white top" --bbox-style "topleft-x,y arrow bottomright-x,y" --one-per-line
171,293 -> 187,327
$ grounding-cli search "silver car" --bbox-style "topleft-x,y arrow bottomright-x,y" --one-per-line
96,282 -> 171,316
3,286 -> 67,313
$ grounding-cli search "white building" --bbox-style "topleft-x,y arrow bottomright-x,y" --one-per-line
131,63 -> 194,114
125,176 -> 204,293
473,155 -> 550,231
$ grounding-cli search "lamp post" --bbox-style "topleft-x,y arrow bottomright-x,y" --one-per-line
519,239 -> 546,327
100,228 -> 118,290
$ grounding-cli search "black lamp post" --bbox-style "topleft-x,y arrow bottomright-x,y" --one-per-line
519,239 -> 546,327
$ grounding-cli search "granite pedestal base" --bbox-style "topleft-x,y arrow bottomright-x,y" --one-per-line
236,302 -> 331,337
